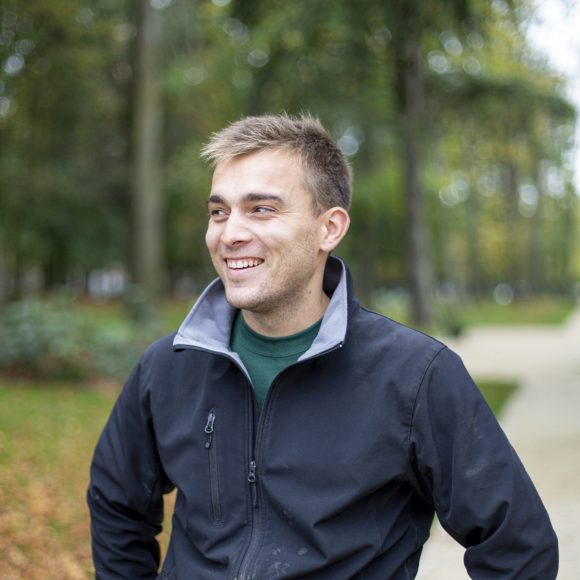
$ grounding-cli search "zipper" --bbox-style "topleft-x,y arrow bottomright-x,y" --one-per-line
237,458 -> 261,580
205,408 -> 222,524
176,342 -> 345,579
235,384 -> 259,580
248,460 -> 258,508
234,341 -> 345,580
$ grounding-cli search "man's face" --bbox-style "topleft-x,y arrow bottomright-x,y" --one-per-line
205,150 -> 328,318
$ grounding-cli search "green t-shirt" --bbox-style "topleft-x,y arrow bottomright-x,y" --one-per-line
230,311 -> 322,407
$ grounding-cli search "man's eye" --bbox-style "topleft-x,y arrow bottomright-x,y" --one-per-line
209,208 -> 227,219
253,206 -> 274,214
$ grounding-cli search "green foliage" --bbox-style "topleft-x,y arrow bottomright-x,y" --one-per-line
0,297 -> 147,380
0,0 -> 577,304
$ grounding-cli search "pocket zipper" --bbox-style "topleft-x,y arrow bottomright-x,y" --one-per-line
204,409 -> 222,524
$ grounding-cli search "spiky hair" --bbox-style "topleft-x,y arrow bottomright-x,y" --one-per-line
201,113 -> 352,213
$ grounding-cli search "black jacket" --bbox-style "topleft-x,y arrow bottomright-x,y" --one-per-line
88,257 -> 558,579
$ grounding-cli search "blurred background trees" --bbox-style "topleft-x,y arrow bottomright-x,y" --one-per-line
0,0 -> 578,328
1,4 -> 577,574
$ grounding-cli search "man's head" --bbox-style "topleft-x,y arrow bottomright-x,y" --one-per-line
201,113 -> 352,215
202,114 -> 351,334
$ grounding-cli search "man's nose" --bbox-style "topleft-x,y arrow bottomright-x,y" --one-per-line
220,211 -> 252,246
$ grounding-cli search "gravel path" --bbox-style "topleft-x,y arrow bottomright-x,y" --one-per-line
416,306 -> 580,579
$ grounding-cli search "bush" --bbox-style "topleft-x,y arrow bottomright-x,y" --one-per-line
0,297 -> 147,380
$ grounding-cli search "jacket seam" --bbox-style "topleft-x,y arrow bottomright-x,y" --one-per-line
137,358 -> 168,519
404,345 -> 448,519
406,345 -> 447,448
132,360 -> 156,515
359,306 -> 447,348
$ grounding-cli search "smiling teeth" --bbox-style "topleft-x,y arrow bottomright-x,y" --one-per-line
227,258 -> 263,269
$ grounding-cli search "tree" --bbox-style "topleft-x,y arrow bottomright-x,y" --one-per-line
130,0 -> 164,301
1,0 -> 576,312
0,0 -> 128,298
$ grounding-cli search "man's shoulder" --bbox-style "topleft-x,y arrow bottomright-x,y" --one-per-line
140,332 -> 179,364
352,305 -> 446,355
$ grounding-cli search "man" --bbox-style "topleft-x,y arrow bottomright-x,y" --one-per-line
88,114 -> 558,579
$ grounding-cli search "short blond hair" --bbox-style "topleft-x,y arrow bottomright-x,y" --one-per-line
201,113 -> 352,213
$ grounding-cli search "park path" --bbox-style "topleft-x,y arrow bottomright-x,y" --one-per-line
416,305 -> 580,579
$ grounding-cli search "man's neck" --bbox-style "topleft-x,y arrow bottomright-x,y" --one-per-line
242,291 -> 330,337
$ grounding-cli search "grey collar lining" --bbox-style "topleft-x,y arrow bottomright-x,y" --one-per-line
173,256 -> 349,363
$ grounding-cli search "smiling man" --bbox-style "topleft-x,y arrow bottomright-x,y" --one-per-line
205,148 -> 346,337
88,114 -> 558,579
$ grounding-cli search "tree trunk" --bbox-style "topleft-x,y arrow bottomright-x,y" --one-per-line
131,0 -> 164,301
459,137 -> 482,297
504,161 -> 520,288
395,30 -> 433,326
558,188 -> 575,291
529,162 -> 544,293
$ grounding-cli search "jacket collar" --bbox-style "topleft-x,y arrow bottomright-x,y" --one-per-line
173,256 -> 349,362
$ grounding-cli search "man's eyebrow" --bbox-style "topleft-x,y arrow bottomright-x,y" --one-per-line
207,193 -> 284,205
244,193 -> 284,204
207,194 -> 224,205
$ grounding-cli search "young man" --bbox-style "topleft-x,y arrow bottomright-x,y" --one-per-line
88,114 -> 558,579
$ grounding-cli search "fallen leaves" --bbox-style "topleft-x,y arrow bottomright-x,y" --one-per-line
0,383 -> 175,579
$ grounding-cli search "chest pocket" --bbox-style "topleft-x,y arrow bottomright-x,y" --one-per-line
204,408 -> 223,525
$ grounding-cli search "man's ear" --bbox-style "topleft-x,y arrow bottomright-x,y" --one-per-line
319,207 -> 350,253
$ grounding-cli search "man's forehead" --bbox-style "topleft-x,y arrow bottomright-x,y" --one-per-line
211,151 -> 306,192
213,148 -> 301,173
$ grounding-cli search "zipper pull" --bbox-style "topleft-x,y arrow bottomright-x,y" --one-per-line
248,460 -> 258,508
204,409 -> 216,449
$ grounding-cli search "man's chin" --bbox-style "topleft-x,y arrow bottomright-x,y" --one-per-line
224,289 -> 263,312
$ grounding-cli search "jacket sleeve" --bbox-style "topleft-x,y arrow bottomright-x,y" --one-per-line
87,358 -> 173,579
409,346 -> 558,579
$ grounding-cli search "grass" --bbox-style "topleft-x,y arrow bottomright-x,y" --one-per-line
0,382 -> 178,579
0,374 -> 516,579
0,382 -> 115,578
373,295 -> 576,336
457,297 -> 575,327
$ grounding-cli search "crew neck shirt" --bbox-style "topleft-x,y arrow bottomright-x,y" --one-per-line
230,311 -> 322,407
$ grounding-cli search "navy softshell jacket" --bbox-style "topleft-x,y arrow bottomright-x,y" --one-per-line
88,257 -> 558,579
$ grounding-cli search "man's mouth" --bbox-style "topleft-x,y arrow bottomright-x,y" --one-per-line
226,258 -> 264,270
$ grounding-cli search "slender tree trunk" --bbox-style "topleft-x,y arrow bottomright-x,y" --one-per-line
459,140 -> 481,297
437,201 -> 454,291
9,249 -> 23,301
504,161 -> 520,288
529,162 -> 544,293
131,0 -> 164,299
559,188 -> 575,291
357,217 -> 380,305
395,29 -> 433,326
465,175 -> 482,297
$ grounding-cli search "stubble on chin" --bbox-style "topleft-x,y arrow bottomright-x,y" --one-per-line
226,279 -> 313,321
223,285 -> 264,313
